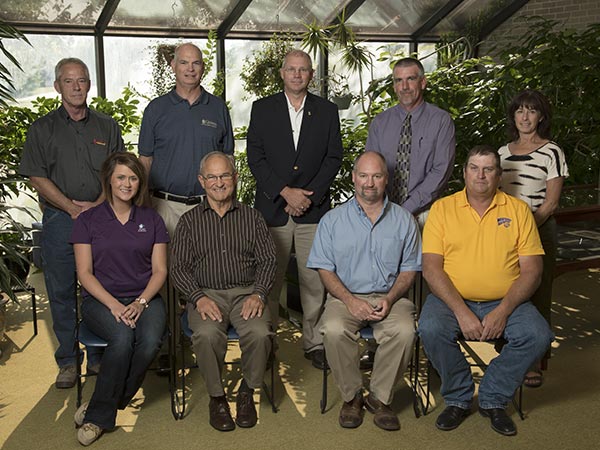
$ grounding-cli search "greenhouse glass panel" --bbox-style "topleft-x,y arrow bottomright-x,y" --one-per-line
0,0 -> 107,25
111,0 -> 238,29
233,0 -> 347,33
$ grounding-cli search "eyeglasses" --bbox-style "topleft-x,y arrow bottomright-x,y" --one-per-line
283,67 -> 311,74
201,173 -> 234,182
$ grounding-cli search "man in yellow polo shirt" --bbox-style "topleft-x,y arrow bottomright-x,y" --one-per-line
418,145 -> 553,437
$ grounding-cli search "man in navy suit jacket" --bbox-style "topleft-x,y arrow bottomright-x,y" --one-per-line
247,49 -> 343,369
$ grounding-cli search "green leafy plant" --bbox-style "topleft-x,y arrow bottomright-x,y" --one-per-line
148,43 -> 176,98
90,86 -> 141,145
240,33 -> 295,99
0,20 -> 30,107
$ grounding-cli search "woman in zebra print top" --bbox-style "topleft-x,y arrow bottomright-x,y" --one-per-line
498,89 -> 569,388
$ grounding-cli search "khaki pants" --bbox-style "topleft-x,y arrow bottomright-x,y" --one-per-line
320,293 -> 416,404
268,217 -> 325,352
187,286 -> 273,397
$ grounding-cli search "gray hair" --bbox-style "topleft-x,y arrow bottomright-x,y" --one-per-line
55,58 -> 90,82
173,42 -> 203,64
198,151 -> 236,176
393,57 -> 425,78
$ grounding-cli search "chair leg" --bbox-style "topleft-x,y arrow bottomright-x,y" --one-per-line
260,348 -> 278,413
410,336 -> 432,418
269,351 -> 278,413
320,350 -> 328,414
513,384 -> 525,420
168,287 -> 185,420
30,288 -> 38,336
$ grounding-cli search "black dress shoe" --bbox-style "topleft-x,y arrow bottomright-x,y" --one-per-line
235,390 -> 257,428
304,349 -> 327,370
209,396 -> 235,431
435,406 -> 470,431
479,407 -> 517,436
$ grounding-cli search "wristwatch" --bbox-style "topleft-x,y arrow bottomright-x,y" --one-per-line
136,297 -> 149,308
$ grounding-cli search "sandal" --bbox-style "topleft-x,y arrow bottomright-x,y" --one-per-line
524,370 -> 543,388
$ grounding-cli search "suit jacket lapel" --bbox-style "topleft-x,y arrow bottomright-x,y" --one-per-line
275,93 -> 297,157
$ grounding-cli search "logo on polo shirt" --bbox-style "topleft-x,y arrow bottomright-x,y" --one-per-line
138,224 -> 147,233
201,119 -> 217,128
497,217 -> 512,228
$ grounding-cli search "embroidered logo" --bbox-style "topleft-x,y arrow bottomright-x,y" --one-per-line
201,119 -> 217,128
497,217 -> 512,228
93,139 -> 106,146
138,224 -> 147,233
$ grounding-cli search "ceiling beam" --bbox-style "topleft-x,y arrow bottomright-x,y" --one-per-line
95,0 -> 121,35
329,0 -> 366,26
217,0 -> 253,39
411,0 -> 464,40
479,0 -> 529,40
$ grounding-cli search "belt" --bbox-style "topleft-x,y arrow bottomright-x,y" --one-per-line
153,191 -> 205,205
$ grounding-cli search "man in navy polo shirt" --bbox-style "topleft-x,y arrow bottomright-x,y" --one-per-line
138,42 -> 234,235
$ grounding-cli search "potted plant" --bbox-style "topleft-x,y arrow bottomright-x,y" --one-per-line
328,72 -> 352,109
300,9 -> 373,113
0,20 -> 34,304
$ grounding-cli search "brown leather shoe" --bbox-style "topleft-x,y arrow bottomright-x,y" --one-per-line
365,393 -> 400,431
339,391 -> 364,428
235,389 -> 257,428
209,396 -> 235,431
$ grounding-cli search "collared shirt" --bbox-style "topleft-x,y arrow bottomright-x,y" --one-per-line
138,88 -> 234,197
284,93 -> 306,150
423,189 -> 544,301
366,101 -> 455,215
307,197 -> 422,293
19,105 -> 125,202
170,199 -> 277,305
70,201 -> 169,297
498,141 -> 569,212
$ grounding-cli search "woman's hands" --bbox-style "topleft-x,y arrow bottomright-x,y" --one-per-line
110,299 -> 146,328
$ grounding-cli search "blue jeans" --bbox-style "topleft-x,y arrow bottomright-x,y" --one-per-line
81,295 -> 166,429
418,294 -> 554,410
41,205 -> 103,367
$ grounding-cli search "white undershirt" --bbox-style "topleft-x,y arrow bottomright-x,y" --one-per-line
285,93 -> 306,150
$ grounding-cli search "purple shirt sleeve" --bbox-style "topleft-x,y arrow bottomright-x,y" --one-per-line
366,102 -> 455,214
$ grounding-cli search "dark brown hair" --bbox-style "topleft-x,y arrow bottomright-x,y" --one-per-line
100,152 -> 149,207
463,145 -> 502,173
507,89 -> 552,141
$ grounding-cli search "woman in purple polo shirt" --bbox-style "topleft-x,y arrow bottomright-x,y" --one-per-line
71,152 -> 168,446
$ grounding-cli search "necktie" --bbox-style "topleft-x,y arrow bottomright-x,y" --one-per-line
392,113 -> 411,204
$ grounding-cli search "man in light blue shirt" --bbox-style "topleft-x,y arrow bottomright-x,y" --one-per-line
307,151 -> 421,431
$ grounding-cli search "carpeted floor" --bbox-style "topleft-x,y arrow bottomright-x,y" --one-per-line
1,268 -> 599,450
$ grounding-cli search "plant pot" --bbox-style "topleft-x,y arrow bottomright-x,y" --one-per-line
331,94 -> 352,110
